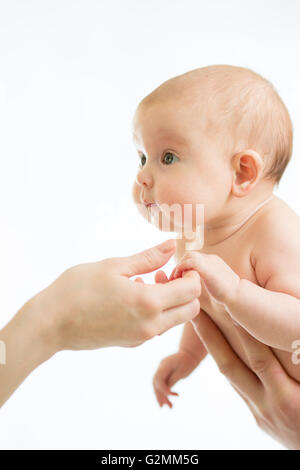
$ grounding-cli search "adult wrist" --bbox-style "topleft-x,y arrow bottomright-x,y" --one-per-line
21,290 -> 61,363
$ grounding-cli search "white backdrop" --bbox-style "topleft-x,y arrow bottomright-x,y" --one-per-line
0,0 -> 299,450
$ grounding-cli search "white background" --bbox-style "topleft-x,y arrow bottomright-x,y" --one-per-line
0,0 -> 299,450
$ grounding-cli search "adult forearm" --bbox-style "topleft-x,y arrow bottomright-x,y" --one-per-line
226,279 -> 300,351
0,296 -> 57,407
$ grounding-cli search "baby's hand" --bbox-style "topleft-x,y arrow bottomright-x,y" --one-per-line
170,252 -> 240,307
153,350 -> 200,408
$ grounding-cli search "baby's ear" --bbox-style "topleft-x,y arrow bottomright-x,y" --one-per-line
231,150 -> 264,197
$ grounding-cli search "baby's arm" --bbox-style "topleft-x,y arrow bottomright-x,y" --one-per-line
225,274 -> 300,351
173,250 -> 300,352
179,320 -> 208,361
153,322 -> 207,408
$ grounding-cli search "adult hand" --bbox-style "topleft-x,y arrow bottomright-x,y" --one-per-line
0,239 -> 201,406
39,238 -> 201,352
192,309 -> 300,450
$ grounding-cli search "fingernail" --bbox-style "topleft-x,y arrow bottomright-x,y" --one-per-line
158,239 -> 176,253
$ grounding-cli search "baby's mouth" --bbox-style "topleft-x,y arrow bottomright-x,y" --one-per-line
140,197 -> 159,209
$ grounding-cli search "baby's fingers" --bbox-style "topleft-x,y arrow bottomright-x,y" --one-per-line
153,378 -> 173,407
154,387 -> 173,408
153,369 -> 177,408
170,266 -> 197,282
169,267 -> 177,281
153,371 -> 172,396
155,270 -> 169,284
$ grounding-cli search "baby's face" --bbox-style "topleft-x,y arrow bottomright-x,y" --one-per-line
132,99 -> 233,232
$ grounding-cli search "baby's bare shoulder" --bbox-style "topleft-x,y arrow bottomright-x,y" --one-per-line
250,196 -> 300,288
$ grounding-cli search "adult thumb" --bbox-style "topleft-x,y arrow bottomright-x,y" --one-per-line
120,239 -> 176,277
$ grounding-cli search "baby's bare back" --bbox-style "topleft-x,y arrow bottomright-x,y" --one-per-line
192,196 -> 300,383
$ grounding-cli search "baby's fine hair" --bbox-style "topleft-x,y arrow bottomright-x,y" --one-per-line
143,65 -> 293,185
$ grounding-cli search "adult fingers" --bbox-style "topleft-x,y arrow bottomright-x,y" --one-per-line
234,324 -> 294,394
231,383 -> 261,421
148,270 -> 201,311
192,309 -> 263,404
157,298 -> 201,332
117,239 -> 176,277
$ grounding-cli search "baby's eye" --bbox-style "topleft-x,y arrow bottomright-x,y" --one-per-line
162,152 -> 179,165
139,154 -> 147,167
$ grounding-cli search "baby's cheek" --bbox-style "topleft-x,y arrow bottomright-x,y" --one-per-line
132,182 -> 140,205
159,185 -> 204,231
161,186 -> 200,217
160,184 -> 199,208
159,184 -> 184,206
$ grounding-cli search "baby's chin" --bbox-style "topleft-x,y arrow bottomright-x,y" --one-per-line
135,203 -> 172,231
138,205 -> 190,233
135,201 -> 203,236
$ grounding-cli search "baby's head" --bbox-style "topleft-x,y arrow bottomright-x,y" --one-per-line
132,65 -> 293,233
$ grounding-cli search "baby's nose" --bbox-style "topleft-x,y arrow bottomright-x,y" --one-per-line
136,168 -> 153,188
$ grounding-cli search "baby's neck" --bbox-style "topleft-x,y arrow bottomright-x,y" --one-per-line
182,183 -> 276,249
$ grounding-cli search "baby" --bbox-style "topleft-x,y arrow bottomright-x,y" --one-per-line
131,64 -> 300,408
